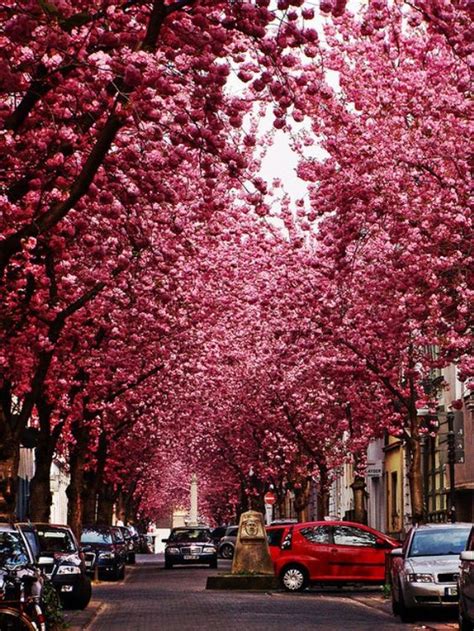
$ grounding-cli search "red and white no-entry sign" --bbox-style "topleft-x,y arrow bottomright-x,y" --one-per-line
264,491 -> 276,505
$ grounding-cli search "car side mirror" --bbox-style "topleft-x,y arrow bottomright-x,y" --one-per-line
460,551 -> 474,562
390,547 -> 403,557
375,537 -> 390,548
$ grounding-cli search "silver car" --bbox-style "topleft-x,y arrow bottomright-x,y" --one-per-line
217,526 -> 238,559
459,525 -> 474,631
391,522 -> 471,622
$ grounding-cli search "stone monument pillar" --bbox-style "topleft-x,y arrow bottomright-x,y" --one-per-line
189,473 -> 198,526
231,510 -> 274,575
206,509 -> 278,590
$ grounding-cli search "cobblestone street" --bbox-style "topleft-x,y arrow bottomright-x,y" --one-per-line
65,556 -> 459,631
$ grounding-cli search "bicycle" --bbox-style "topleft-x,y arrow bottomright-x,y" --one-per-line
0,564 -> 46,631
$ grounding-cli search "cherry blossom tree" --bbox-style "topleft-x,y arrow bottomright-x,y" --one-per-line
0,0 -> 320,519
295,0 -> 472,522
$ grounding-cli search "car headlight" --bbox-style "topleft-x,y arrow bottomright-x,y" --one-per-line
203,547 -> 216,554
407,573 -> 434,583
57,566 -> 81,575
167,547 -> 180,555
98,552 -> 115,560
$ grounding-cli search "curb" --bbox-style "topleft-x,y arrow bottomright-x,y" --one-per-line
347,594 -> 391,612
64,601 -> 104,631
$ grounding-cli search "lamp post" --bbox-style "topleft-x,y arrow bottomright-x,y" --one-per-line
447,412 -> 456,524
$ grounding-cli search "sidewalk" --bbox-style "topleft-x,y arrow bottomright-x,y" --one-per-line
347,592 -> 458,631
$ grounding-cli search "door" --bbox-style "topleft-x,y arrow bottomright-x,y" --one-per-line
331,525 -> 386,581
294,525 -> 334,581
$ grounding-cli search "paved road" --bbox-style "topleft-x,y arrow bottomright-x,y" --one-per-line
85,555 -> 458,631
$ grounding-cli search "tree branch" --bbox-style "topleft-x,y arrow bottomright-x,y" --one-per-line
1,0 -> 175,275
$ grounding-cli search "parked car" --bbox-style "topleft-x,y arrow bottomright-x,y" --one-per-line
17,522 -> 91,609
457,525 -> 474,631
0,523 -> 36,568
390,522 -> 471,622
210,526 -> 229,546
80,525 -> 127,580
0,523 -> 47,616
0,523 -> 45,628
270,519 -> 298,526
117,525 -> 139,564
218,526 -> 238,559
163,527 -> 217,569
266,520 -> 398,592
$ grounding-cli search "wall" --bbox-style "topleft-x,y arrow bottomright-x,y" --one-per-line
50,461 -> 69,524
366,439 -> 385,533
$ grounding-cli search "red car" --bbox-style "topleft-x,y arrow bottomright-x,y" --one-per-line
266,520 -> 398,592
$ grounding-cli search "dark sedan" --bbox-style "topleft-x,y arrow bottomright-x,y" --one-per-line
80,526 -> 127,581
163,527 -> 217,569
18,522 -> 91,609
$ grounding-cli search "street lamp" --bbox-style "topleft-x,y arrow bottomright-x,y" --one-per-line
447,412 -> 456,524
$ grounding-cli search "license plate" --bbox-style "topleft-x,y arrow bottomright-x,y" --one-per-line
85,561 -> 93,567
61,585 -> 74,592
183,555 -> 199,560
445,586 -> 458,596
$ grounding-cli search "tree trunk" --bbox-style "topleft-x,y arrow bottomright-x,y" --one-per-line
316,462 -> 330,519
29,399 -> 56,522
96,483 -> 115,524
293,479 -> 311,522
66,424 -> 89,539
407,411 -> 424,523
29,454 -> 52,522
0,435 -> 19,520
0,391 -> 20,520
351,475 -> 367,524
276,488 -> 287,520
115,488 -> 126,525
82,471 -> 97,524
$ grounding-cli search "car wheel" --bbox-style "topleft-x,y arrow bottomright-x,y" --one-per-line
68,577 -> 92,610
280,565 -> 308,592
164,560 -> 173,569
128,552 -> 136,565
220,544 -> 234,559
459,608 -> 474,631
398,583 -> 415,623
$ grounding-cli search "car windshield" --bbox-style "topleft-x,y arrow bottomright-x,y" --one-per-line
408,528 -> 471,557
81,530 -> 113,544
168,529 -> 212,543
36,528 -> 76,553
0,532 -> 30,567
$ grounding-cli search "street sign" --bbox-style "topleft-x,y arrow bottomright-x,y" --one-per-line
264,491 -> 276,505
367,462 -> 383,477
